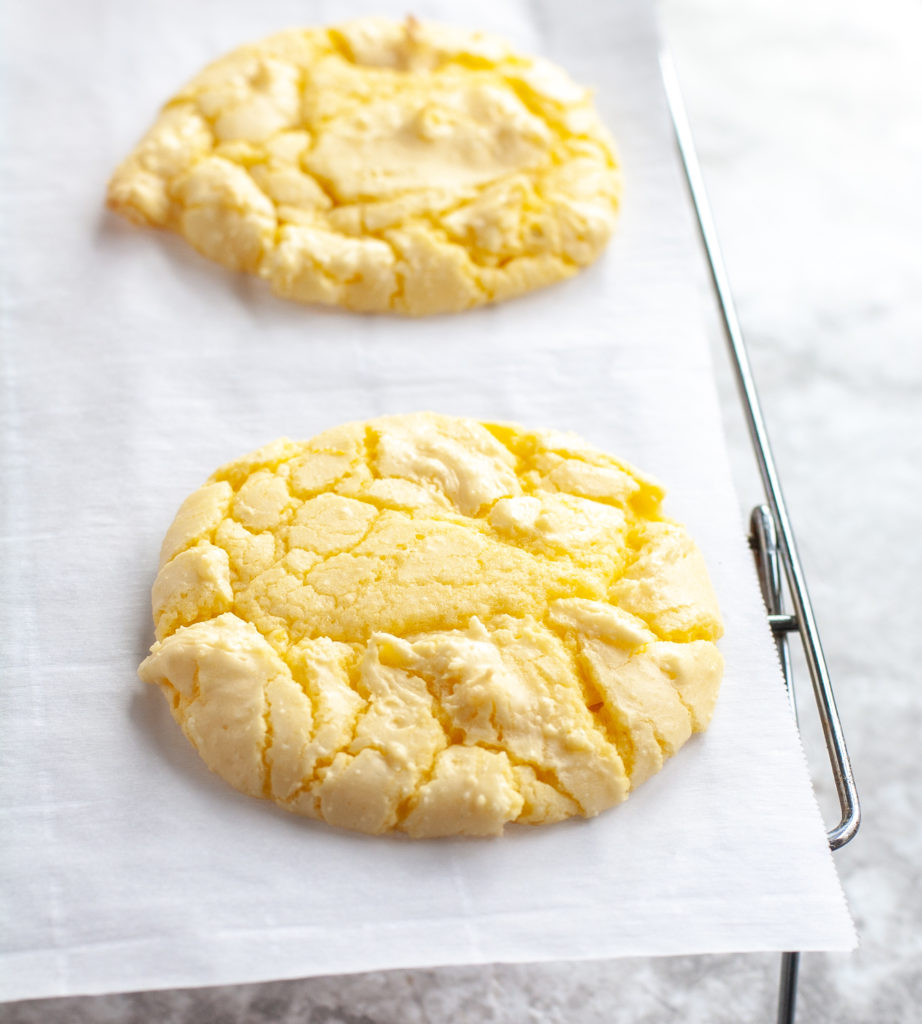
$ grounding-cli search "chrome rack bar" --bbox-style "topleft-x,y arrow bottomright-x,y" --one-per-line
659,49 -> 860,850
659,50 -> 861,1024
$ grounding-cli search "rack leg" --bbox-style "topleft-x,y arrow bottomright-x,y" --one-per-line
750,506 -> 805,1023
777,952 -> 801,1024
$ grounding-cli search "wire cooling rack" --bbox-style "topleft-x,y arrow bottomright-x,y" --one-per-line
660,53 -> 861,1024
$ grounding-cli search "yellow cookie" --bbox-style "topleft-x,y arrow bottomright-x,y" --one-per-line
139,413 -> 723,837
107,17 -> 621,315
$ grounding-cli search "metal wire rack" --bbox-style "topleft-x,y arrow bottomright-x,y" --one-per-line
659,52 -> 862,1024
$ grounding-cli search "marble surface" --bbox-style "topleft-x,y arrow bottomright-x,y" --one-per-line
4,0 -> 919,1020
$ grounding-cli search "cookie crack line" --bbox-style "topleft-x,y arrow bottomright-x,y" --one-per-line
139,413 -> 724,838
106,16 -> 621,316
279,662 -> 366,811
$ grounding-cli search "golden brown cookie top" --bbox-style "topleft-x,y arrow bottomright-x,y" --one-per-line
108,17 -> 621,315
140,414 -> 723,838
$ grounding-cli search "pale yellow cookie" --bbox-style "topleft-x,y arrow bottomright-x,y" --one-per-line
139,413 -> 724,837
107,17 -> 621,315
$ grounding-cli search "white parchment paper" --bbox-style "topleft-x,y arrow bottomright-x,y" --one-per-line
0,0 -> 854,1003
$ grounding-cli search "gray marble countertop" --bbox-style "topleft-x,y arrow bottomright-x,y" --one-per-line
5,0 -> 919,1021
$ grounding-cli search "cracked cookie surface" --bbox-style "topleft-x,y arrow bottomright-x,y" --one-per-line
139,413 -> 724,837
107,16 -> 621,315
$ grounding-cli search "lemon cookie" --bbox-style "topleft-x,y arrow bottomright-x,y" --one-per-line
139,413 -> 723,837
107,17 -> 621,315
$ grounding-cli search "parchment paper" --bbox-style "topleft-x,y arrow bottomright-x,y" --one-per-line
0,0 -> 854,1003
